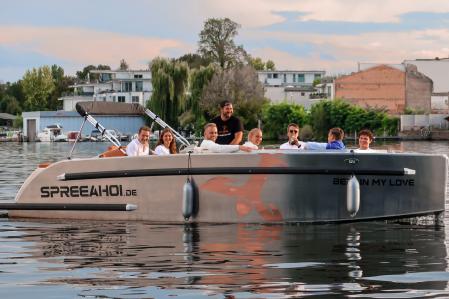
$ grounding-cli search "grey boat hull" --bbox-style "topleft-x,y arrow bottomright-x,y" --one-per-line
10,151 -> 447,224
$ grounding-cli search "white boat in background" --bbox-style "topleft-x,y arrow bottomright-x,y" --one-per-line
37,124 -> 68,142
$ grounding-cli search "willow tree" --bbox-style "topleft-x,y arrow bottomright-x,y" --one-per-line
148,57 -> 189,127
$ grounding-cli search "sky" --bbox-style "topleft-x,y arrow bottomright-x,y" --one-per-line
1,0 -> 449,82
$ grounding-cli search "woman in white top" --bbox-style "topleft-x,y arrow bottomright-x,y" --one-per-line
154,128 -> 177,155
243,128 -> 263,150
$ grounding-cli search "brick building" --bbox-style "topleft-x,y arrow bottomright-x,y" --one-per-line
335,64 -> 432,114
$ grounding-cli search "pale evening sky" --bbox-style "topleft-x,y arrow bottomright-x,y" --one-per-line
1,0 -> 449,82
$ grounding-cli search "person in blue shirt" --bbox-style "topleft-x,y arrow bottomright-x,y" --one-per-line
302,127 -> 345,150
326,127 -> 345,149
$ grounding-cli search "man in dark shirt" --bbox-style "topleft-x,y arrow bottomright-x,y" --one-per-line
211,100 -> 243,145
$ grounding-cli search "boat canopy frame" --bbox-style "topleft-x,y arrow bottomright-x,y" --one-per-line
67,102 -> 190,158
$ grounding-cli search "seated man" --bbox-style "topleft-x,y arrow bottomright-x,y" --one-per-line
243,128 -> 263,150
198,123 -> 252,153
126,126 -> 151,156
303,127 -> 345,150
355,129 -> 376,152
280,123 -> 305,149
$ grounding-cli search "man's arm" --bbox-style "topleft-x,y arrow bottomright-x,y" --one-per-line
230,131 -> 243,145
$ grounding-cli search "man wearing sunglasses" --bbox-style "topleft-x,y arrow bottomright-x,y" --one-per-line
280,123 -> 304,149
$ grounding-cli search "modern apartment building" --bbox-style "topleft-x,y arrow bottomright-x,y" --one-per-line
257,70 -> 326,108
60,70 -> 152,111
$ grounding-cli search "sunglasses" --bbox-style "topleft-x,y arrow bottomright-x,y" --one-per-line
289,130 -> 298,133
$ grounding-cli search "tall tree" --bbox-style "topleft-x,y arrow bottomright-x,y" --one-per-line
198,18 -> 247,69
248,57 -> 265,71
148,57 -> 189,127
48,64 -> 76,110
76,64 -> 111,81
21,66 -> 55,111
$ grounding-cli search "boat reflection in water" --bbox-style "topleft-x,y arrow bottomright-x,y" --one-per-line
4,220 -> 447,298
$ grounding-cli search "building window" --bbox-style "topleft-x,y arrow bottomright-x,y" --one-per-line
122,82 -> 132,92
132,96 -> 139,103
135,81 -> 143,92
298,74 -> 305,83
112,96 -> 116,102
283,74 -> 287,83
273,73 -> 279,79
327,86 -> 331,96
314,74 -> 321,80
267,73 -> 272,79
293,74 -> 296,82
134,74 -> 143,79
118,96 -> 126,103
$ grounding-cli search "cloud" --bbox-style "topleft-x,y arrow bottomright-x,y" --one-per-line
246,28 -> 449,74
0,25 -> 193,70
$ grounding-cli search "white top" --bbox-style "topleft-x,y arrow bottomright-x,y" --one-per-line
243,141 -> 258,150
280,141 -> 306,150
154,144 -> 171,155
197,139 -> 240,153
126,139 -> 150,156
354,148 -> 387,153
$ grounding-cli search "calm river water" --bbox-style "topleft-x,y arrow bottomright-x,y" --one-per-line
1,141 -> 449,298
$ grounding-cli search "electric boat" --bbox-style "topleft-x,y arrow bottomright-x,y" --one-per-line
4,102 -> 447,225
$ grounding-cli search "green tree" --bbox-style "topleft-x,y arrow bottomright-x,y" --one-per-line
0,94 -> 21,115
180,64 -> 217,132
177,53 -> 211,69
265,60 -> 276,70
248,57 -> 265,71
48,64 -> 76,110
261,102 -> 308,139
148,57 -> 189,127
76,64 -> 111,81
198,18 -> 247,69
21,66 -> 55,111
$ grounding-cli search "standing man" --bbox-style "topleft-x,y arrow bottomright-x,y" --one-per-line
211,100 -> 243,145
126,126 -> 151,156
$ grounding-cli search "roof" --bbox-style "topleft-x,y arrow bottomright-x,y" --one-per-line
0,113 -> 16,120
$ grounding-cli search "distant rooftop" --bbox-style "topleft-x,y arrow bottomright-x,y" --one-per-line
90,69 -> 150,74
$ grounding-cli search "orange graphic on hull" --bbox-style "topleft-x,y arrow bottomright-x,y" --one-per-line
200,154 -> 287,221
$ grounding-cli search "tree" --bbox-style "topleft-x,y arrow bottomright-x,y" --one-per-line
48,64 -> 76,110
177,53 -> 211,69
21,66 -> 55,111
148,57 -> 189,127
248,57 -> 265,71
198,18 -> 247,69
0,94 -> 21,115
76,64 -> 111,81
200,65 -> 267,129
179,64 -> 217,131
266,60 -> 276,70
261,102 -> 308,139
119,59 -> 129,71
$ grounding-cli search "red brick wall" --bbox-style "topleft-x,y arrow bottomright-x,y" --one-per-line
335,65 -> 406,114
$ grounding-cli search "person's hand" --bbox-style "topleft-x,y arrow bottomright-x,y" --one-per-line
289,137 -> 299,146
239,145 -> 252,152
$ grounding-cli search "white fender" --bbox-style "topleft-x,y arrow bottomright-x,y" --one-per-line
182,178 -> 194,220
346,175 -> 360,217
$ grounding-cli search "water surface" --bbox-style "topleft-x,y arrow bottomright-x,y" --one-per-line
0,141 -> 448,298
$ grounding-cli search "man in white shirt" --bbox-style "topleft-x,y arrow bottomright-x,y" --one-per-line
198,123 -> 252,153
126,126 -> 151,156
280,123 -> 305,150
355,129 -> 377,153
243,128 -> 262,150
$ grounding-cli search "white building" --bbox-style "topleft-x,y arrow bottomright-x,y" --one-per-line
60,70 -> 153,111
257,70 -> 326,108
403,58 -> 449,114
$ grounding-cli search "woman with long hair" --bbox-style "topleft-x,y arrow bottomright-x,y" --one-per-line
154,128 -> 177,155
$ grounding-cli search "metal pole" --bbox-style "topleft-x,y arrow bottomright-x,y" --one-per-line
68,117 -> 88,160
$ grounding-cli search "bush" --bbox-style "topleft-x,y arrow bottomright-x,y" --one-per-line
261,102 -> 308,139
